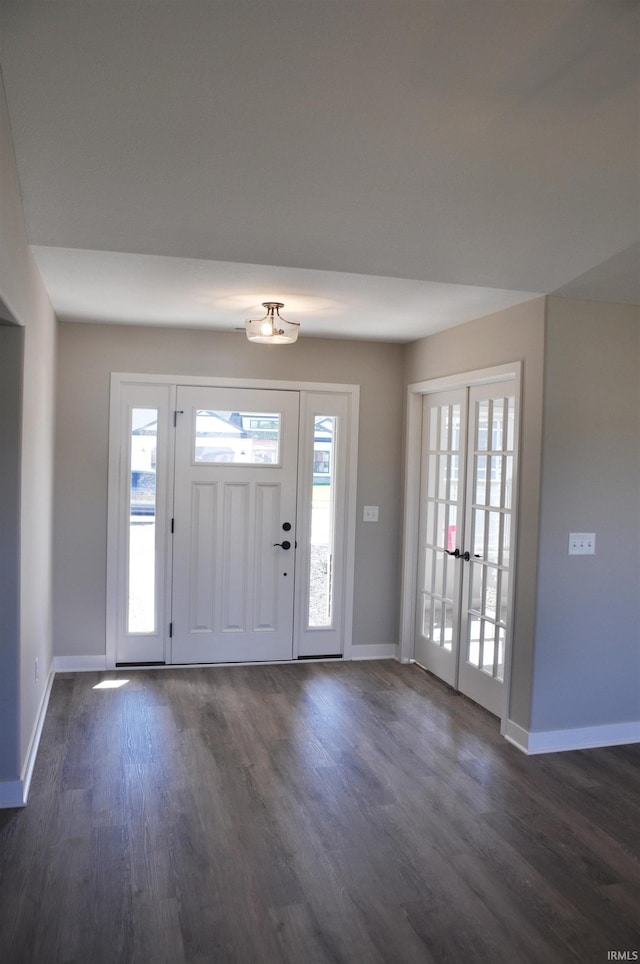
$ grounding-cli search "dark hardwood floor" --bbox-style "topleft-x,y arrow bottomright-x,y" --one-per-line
0,660 -> 638,963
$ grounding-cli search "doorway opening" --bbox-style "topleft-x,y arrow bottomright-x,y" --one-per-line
107,375 -> 359,667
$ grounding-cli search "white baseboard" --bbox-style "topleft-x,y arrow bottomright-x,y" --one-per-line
503,720 -> 530,753
21,669 -> 55,804
0,779 -> 26,808
0,668 -> 55,809
53,654 -> 108,673
350,643 -> 399,661
504,718 -> 640,755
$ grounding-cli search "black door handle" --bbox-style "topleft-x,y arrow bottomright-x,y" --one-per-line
462,551 -> 482,562
273,541 -> 291,550
445,548 -> 460,558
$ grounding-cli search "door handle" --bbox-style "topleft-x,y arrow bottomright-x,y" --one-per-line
445,548 -> 460,558
461,551 -> 482,562
273,540 -> 291,550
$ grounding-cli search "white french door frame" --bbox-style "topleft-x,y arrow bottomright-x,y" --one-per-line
106,373 -> 359,668
399,362 -> 522,732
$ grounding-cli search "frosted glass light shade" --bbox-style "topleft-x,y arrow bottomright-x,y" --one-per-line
245,302 -> 300,344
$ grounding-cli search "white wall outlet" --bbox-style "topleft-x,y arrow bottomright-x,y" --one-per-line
363,505 -> 379,522
568,532 -> 596,555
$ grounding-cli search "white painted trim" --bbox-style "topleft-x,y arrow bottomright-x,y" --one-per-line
503,719 -> 530,753
294,390 -> 359,659
339,389 -> 360,660
53,655 -> 108,673
407,362 -> 522,397
49,653 -> 390,673
0,668 -> 55,809
0,780 -> 24,808
20,669 -> 55,804
504,718 -> 640,754
350,643 -> 398,660
111,373 -> 359,394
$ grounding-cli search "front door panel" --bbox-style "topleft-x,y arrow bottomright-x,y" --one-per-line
171,387 -> 299,663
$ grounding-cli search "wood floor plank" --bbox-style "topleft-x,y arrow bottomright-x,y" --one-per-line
0,660 -> 638,963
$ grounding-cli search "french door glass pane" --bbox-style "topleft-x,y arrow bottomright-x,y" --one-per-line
432,600 -> 442,644
489,456 -> 503,506
423,546 -> 434,593
477,401 -> 489,450
472,509 -> 485,557
485,568 -> 498,620
422,595 -> 433,639
482,624 -> 496,675
438,454 -> 449,499
468,615 -> 481,666
506,398 -> 515,450
426,500 -> 436,547
487,511 -> 501,563
496,629 -> 506,681
491,399 -> 504,449
440,406 -> 450,449
309,416 -> 336,627
194,409 -> 281,464
499,569 -> 510,623
475,455 -> 487,503
443,602 -> 454,651
128,408 -> 157,633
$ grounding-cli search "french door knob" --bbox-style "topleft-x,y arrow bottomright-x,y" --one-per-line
445,548 -> 460,558
273,540 -> 291,550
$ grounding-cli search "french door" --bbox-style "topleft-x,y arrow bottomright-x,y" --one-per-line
171,387 -> 299,663
415,382 -> 518,717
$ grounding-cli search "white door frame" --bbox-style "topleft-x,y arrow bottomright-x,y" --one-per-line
106,373 -> 359,668
399,362 -> 522,730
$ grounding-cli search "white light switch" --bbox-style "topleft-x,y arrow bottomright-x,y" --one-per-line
363,505 -> 379,522
568,532 -> 596,555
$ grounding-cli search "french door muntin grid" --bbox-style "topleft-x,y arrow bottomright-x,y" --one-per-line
421,399 -> 463,653
419,388 -> 516,693
464,395 -> 515,682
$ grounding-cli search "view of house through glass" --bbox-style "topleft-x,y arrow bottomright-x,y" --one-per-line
128,408 -> 157,633
194,410 -> 281,464
309,416 -> 336,628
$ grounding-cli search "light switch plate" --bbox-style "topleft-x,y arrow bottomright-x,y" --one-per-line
363,505 -> 379,522
568,532 -> 596,555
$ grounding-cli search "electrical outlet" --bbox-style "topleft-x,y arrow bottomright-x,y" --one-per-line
568,532 -> 596,555
363,505 -> 379,522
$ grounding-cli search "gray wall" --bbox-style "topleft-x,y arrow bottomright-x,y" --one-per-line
403,297 -> 547,730
54,323 -> 405,659
0,67 -> 56,784
0,325 -> 23,780
531,297 -> 640,731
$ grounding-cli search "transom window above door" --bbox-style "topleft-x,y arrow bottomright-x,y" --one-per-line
193,409 -> 282,465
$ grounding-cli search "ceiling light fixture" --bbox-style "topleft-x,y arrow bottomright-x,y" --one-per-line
245,302 -> 300,345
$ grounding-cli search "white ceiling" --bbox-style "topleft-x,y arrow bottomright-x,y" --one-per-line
1,1 -> 638,342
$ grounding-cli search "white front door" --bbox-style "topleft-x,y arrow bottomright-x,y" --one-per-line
415,382 -> 518,717
171,386 -> 299,663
